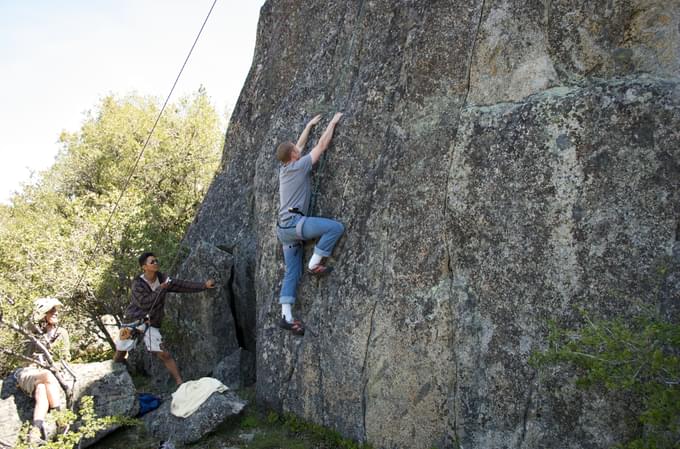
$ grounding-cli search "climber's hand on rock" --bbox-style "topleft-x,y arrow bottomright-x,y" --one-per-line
205,279 -> 216,289
331,112 -> 343,124
308,114 -> 322,126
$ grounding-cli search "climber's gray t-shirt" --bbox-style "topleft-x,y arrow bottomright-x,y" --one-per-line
278,154 -> 313,223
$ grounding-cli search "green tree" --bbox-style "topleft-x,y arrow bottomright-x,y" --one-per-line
0,89 -> 223,371
532,308 -> 680,449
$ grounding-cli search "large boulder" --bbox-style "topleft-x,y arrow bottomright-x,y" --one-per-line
0,361 -> 137,448
212,348 -> 256,390
167,241 -> 241,382
0,375 -> 45,448
179,1 -> 680,448
142,390 -> 246,445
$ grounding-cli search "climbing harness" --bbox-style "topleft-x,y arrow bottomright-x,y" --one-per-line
118,274 -> 170,356
288,208 -> 307,240
295,218 -> 307,241
277,207 -> 307,242
117,318 -> 150,352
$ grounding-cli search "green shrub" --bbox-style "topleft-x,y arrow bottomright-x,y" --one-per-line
240,414 -> 261,429
532,308 -> 680,449
16,395 -> 139,449
266,410 -> 280,425
271,412 -> 374,449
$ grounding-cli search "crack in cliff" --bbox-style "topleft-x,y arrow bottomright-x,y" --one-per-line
441,5 -> 486,445
227,264 -> 246,348
313,286 -> 330,425
451,357 -> 461,449
446,277 -> 462,448
340,0 -> 366,111
360,124 -> 395,442
360,299 -> 379,441
543,0 -> 552,44
443,0 -> 486,274
284,358 -> 295,385
310,1 -> 366,217
282,335 -> 307,413
462,0 -> 485,108
518,371 -> 537,449
318,335 -> 327,426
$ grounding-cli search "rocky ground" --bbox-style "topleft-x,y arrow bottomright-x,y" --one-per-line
91,387 -> 370,449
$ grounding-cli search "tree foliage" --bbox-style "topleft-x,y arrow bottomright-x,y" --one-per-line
0,89 -> 223,372
532,308 -> 680,449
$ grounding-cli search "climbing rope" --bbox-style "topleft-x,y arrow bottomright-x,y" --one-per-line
309,149 -> 330,216
70,0 -> 218,313
309,99 -> 352,216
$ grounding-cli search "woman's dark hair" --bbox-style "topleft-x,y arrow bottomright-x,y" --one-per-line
138,252 -> 156,267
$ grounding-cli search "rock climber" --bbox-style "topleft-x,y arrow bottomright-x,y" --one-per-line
275,112 -> 345,336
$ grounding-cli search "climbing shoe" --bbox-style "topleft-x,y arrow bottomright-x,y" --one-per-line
278,318 -> 305,336
307,264 -> 333,276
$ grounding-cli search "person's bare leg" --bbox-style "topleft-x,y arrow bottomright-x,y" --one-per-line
44,373 -> 62,409
33,383 -> 49,422
113,350 -> 127,363
156,351 -> 183,385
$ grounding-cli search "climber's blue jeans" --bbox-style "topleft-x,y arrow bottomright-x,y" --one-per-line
276,216 -> 345,305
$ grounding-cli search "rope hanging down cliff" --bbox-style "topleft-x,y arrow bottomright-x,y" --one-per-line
70,0 -> 218,320
308,92 -> 356,216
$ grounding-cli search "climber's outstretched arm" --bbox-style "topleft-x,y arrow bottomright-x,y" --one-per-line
310,112 -> 343,165
296,114 -> 322,150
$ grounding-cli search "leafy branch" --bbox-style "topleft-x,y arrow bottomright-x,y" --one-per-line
15,396 -> 140,449
532,309 -> 680,449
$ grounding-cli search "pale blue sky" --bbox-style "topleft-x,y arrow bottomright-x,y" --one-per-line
0,0 -> 266,202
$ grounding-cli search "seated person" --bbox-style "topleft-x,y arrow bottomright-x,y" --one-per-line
13,297 -> 70,443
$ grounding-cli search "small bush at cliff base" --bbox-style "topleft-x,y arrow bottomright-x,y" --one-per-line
531,308 -> 680,449
256,411 -> 374,449
15,396 -> 139,449
236,407 -> 374,449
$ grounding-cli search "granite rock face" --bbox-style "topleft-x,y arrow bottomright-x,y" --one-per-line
166,241 -> 242,382
180,1 -> 680,448
212,348 -> 256,390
